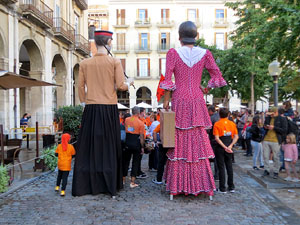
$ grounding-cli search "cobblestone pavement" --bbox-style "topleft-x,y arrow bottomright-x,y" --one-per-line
0,156 -> 299,225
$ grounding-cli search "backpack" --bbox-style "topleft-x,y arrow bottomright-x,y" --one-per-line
286,118 -> 299,137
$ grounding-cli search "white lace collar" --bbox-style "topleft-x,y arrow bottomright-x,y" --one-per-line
175,46 -> 207,68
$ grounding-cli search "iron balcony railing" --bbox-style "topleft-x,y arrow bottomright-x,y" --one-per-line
53,17 -> 75,43
74,0 -> 87,10
19,0 -> 53,27
75,34 -> 90,55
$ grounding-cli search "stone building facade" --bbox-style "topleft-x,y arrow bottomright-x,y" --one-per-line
107,0 -> 240,109
0,0 -> 89,131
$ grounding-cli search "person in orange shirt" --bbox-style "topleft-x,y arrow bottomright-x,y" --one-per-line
213,108 -> 238,193
124,106 -> 145,188
55,133 -> 76,196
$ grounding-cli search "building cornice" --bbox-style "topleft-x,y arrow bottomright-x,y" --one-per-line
108,0 -> 232,4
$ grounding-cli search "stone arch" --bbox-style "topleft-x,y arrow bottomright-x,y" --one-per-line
52,54 -> 67,108
19,39 -> 44,122
73,63 -> 80,105
136,86 -> 152,105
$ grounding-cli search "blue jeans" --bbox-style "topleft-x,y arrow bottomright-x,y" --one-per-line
280,146 -> 285,169
251,140 -> 264,167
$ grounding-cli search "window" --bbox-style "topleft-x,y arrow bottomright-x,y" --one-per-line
54,0 -> 60,17
215,9 -> 227,23
139,9 -> 146,22
116,9 -> 126,25
137,59 -> 150,77
88,25 -> 95,40
215,33 -> 224,50
188,9 -> 197,22
216,9 -> 224,19
161,33 -> 167,49
74,14 -> 79,35
159,58 -> 166,76
117,33 -> 126,50
141,33 -> 148,50
161,9 -> 169,23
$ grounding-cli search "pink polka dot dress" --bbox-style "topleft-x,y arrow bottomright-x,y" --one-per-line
160,47 -> 227,196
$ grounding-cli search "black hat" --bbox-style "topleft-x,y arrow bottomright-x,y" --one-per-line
94,30 -> 113,38
179,21 -> 197,44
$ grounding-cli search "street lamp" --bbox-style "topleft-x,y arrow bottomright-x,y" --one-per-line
268,60 -> 282,107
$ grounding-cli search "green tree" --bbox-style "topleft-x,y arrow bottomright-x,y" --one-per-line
226,0 -> 300,104
196,39 -> 271,109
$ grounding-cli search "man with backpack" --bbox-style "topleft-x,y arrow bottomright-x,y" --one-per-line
262,107 -> 288,179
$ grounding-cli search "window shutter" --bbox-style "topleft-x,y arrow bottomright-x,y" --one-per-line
159,58 -> 161,75
196,9 -> 199,19
147,59 -> 150,76
139,33 -> 141,48
166,9 -> 170,19
159,33 -> 161,46
116,9 -> 119,25
137,59 -> 140,77
161,9 -> 163,23
137,9 -> 139,21
121,9 -> 125,24
225,8 -> 227,18
166,32 -> 170,46
214,32 -> 216,45
147,33 -> 150,50
225,32 -> 228,49
145,9 -> 148,19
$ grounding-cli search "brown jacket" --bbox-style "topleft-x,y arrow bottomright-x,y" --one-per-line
78,53 -> 128,104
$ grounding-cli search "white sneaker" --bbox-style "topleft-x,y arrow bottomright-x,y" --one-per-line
284,176 -> 293,181
269,160 -> 274,164
292,178 -> 300,182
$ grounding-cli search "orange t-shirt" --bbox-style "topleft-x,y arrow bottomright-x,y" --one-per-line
157,114 -> 160,122
55,144 -> 76,171
145,117 -> 152,127
125,115 -> 145,135
153,124 -> 160,133
213,118 -> 238,139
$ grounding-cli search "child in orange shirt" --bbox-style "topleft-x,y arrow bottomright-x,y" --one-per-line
55,133 -> 76,196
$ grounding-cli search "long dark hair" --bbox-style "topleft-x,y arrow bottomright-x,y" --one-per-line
252,115 -> 260,125
22,113 -> 28,119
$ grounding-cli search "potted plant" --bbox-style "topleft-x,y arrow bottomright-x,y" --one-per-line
54,105 -> 83,140
39,145 -> 58,171
0,164 -> 9,193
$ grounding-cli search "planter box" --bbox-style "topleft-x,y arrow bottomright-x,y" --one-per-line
34,158 -> 46,172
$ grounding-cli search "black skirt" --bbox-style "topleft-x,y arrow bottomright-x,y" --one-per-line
72,104 -> 123,196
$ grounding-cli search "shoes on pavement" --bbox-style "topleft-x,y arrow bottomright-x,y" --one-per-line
259,165 -> 264,169
136,173 -> 148,179
292,178 -> 300,182
273,173 -> 279,179
149,168 -> 157,172
152,178 -> 163,185
130,183 -> 139,188
262,170 -> 270,177
269,160 -> 274,164
55,186 -> 59,192
284,176 -> 293,181
218,189 -> 227,194
253,166 -> 259,170
60,190 -> 65,197
244,154 -> 250,157
229,189 -> 235,193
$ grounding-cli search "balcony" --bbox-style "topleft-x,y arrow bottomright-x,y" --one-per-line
113,18 -> 129,28
134,45 -> 152,54
213,18 -> 229,28
74,0 -> 87,10
112,45 -> 129,54
53,17 -> 75,44
19,0 -> 53,29
157,19 -> 174,28
157,44 -> 172,54
134,19 -> 151,28
0,0 -> 18,4
75,34 -> 90,55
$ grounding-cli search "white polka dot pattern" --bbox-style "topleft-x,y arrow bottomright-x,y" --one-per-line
159,48 -> 227,196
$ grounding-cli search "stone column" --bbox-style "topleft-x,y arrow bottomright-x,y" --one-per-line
29,71 -> 45,125
44,35 -> 53,126
129,88 -> 136,110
